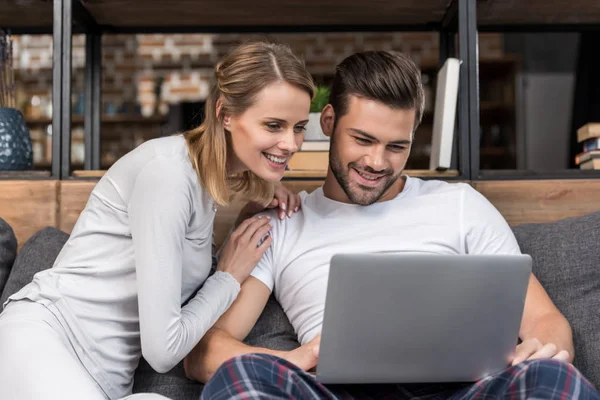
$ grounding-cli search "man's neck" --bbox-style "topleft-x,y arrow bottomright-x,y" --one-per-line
322,169 -> 407,204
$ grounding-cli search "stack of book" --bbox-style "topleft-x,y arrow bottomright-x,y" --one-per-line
576,123 -> 600,170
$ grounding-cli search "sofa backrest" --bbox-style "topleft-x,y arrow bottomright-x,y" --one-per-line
1,178 -> 600,250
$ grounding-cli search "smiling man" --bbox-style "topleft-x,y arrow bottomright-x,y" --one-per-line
184,51 -> 599,400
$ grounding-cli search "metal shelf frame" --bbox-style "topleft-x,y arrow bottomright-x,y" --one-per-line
3,0 -> 600,180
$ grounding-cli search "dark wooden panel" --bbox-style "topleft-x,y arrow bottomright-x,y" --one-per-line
83,0 -> 448,28
4,178 -> 600,251
0,180 -> 58,249
0,0 -> 53,29
58,180 -> 96,233
473,179 -> 600,226
478,0 -> 600,26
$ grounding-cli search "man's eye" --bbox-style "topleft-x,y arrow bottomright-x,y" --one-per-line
356,137 -> 370,144
389,145 -> 406,152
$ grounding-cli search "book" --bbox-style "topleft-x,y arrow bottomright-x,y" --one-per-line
301,141 -> 330,151
287,151 -> 329,171
429,58 -> 460,171
580,158 -> 600,170
582,137 -> 600,152
575,150 -> 600,165
577,123 -> 600,143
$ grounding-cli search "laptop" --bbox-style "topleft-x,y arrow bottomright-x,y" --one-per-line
315,253 -> 532,384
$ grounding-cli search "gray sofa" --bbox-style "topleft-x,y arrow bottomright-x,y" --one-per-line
1,212 -> 599,399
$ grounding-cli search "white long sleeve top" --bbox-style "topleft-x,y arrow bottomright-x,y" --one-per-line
6,135 -> 240,399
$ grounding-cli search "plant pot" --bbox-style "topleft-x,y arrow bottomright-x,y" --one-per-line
0,107 -> 33,170
304,112 -> 329,142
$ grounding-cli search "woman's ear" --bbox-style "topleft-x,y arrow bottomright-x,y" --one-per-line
320,104 -> 335,138
216,97 -> 231,128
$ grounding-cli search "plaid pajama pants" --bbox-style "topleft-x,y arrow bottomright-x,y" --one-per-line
201,354 -> 600,400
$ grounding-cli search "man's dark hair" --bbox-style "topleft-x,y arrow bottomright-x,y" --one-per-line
329,51 -> 425,132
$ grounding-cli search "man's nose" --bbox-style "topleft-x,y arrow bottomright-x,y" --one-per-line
364,146 -> 386,171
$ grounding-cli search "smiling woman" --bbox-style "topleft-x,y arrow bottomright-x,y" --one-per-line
224,81 -> 311,182
0,41 -> 315,400
185,42 -> 315,207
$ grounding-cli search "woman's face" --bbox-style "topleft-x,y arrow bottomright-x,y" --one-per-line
225,81 -> 311,182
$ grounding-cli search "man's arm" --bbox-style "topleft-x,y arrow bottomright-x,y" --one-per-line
184,277 -> 320,383
184,277 -> 277,383
462,186 -> 574,364
513,275 -> 574,364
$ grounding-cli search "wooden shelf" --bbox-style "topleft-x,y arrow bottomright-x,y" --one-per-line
25,115 -> 168,125
0,170 -> 51,179
4,0 -> 599,32
82,0 -> 449,29
71,169 -> 459,180
478,1 -> 600,26
0,0 -> 53,30
2,0 -> 449,31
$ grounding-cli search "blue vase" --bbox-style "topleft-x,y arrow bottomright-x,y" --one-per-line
0,107 -> 33,170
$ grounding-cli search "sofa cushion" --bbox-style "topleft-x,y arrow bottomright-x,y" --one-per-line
0,217 -> 17,296
512,211 -> 600,389
132,359 -> 202,399
244,294 -> 299,351
0,226 -> 68,304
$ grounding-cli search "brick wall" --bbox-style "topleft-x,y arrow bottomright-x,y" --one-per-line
12,32 -> 504,167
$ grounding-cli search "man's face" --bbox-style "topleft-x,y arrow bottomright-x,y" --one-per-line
321,95 -> 415,205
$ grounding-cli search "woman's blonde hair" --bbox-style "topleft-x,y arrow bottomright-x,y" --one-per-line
184,41 -> 315,207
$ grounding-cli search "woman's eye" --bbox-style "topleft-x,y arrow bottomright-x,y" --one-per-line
266,123 -> 280,130
294,125 -> 307,134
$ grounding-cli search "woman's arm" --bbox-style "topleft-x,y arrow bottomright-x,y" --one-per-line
128,156 -> 241,373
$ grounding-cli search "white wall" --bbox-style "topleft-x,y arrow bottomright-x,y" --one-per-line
519,73 -> 575,171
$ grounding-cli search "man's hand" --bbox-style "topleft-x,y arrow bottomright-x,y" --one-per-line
511,338 -> 571,366
281,334 -> 321,371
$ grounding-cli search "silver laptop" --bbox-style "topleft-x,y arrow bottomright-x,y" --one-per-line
315,253 -> 532,384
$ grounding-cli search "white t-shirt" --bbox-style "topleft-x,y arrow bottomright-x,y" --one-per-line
251,176 -> 521,345
6,135 -> 240,399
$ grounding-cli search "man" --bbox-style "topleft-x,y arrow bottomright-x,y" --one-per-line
185,51 -> 599,399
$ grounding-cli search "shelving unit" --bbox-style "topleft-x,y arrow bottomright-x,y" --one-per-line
25,114 -> 168,125
2,0 -> 600,181
24,114 -> 168,170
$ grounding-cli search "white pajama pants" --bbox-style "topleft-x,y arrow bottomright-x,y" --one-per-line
0,300 -> 170,400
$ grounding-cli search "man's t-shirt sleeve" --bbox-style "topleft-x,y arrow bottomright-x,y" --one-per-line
249,212 -> 277,292
250,244 -> 275,292
461,185 -> 521,255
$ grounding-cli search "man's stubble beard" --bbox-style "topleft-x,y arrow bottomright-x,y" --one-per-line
328,133 -> 403,206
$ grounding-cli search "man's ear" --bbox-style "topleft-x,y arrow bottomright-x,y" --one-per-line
320,104 -> 335,138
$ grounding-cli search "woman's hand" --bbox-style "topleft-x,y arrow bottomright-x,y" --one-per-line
217,215 -> 272,284
236,182 -> 301,224
268,181 -> 302,220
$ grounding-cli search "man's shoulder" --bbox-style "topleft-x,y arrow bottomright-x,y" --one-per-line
256,190 -> 315,236
407,176 -> 474,198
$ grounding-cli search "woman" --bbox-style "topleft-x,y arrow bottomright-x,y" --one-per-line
0,41 -> 314,400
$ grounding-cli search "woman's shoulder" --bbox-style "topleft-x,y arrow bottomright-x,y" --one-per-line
138,135 -> 189,159
98,135 -> 202,200
108,136 -> 192,176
